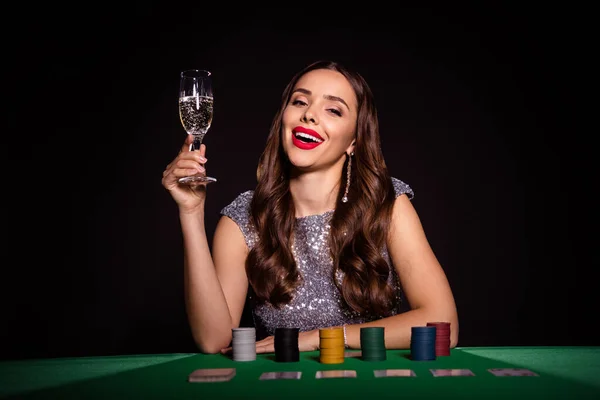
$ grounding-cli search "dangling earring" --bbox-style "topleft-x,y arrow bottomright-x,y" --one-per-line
341,152 -> 353,203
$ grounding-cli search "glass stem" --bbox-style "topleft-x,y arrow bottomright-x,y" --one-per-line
192,135 -> 202,151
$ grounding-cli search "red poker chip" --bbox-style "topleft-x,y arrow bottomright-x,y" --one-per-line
427,323 -> 450,332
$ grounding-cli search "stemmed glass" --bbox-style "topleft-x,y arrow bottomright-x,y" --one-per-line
178,69 -> 217,184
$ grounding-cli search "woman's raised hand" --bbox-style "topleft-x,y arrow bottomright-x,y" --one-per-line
162,135 -> 210,214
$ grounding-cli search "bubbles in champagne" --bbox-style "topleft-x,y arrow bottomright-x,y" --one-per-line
179,95 -> 214,135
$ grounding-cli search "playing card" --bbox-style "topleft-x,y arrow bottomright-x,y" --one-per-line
315,370 -> 357,379
374,369 -> 416,377
488,368 -> 539,377
430,369 -> 475,377
259,371 -> 302,380
188,368 -> 236,382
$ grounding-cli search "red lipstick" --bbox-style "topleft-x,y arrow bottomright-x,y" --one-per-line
292,126 -> 324,150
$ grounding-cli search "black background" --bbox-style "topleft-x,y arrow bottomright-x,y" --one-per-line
4,2 -> 594,360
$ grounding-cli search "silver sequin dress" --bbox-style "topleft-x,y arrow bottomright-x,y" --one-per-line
220,177 -> 414,338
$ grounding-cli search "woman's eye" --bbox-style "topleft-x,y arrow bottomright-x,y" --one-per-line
329,109 -> 342,116
292,99 -> 307,106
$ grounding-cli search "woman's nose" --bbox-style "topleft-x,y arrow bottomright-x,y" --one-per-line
301,107 -> 317,123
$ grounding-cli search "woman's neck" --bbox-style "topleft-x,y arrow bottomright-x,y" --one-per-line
289,169 -> 343,218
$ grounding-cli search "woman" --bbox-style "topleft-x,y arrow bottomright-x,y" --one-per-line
162,60 -> 459,354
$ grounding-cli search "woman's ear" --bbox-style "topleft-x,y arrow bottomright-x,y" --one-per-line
346,139 -> 356,156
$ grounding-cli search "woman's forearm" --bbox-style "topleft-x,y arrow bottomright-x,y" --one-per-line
180,211 -> 234,353
344,306 -> 459,350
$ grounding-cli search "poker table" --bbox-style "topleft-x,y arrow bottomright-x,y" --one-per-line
1,346 -> 599,399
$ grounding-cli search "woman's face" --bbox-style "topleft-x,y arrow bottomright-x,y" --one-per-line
282,68 -> 357,172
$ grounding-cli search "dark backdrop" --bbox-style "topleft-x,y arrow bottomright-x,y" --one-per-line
4,3 -> 593,361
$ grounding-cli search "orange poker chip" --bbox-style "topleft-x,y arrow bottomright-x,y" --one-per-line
319,357 -> 345,364
319,348 -> 346,356
319,327 -> 344,338
319,337 -> 345,347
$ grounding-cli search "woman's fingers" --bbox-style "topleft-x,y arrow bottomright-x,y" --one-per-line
165,149 -> 207,177
220,335 -> 275,356
180,134 -> 195,152
255,336 -> 275,354
176,159 -> 205,173
177,148 -> 207,163
180,137 -> 208,161
197,143 -> 207,158
222,331 -> 319,355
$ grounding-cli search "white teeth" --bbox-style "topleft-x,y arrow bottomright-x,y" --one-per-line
294,132 -> 323,143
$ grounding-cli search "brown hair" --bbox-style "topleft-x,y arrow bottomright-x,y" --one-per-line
247,60 -> 397,316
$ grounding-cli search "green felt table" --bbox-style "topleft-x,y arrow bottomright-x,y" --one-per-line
1,347 -> 599,399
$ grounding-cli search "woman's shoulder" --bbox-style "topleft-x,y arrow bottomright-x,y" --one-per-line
391,177 -> 414,200
220,190 -> 257,248
220,190 -> 254,220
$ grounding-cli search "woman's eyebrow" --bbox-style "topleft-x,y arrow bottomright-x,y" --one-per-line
293,88 -> 350,110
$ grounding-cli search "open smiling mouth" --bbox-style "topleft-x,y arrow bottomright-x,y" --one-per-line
292,132 -> 324,149
294,132 -> 323,144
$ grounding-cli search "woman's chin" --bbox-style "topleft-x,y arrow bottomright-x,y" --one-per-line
286,153 -> 315,169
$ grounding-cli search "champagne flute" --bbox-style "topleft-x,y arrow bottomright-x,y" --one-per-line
178,69 -> 217,184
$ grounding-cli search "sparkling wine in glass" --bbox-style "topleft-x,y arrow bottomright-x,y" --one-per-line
178,69 -> 217,184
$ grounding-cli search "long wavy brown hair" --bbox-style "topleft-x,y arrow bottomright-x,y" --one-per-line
246,60 -> 398,317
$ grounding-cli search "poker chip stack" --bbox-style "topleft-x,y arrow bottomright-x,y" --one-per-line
410,326 -> 437,361
427,321 -> 451,356
360,327 -> 386,361
274,327 -> 300,362
319,327 -> 345,364
231,327 -> 256,362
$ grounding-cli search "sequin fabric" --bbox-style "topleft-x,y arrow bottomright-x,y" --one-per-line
220,177 -> 414,338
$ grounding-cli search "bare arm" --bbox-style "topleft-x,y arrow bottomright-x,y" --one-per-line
181,213 -> 249,354
162,137 -> 249,354
344,194 -> 459,349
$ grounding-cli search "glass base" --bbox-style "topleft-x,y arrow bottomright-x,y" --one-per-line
178,175 -> 217,185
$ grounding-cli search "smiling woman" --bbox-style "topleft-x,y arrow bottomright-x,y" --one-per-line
161,60 -> 459,355
282,69 -> 357,178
